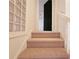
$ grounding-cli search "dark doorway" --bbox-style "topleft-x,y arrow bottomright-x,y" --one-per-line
44,0 -> 52,31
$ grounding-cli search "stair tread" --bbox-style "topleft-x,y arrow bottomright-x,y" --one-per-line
28,38 -> 64,42
18,48 -> 68,59
27,38 -> 64,48
32,32 -> 60,33
32,32 -> 60,38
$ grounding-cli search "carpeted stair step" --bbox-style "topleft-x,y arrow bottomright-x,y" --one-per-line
18,48 -> 68,59
32,32 -> 60,38
27,38 -> 64,48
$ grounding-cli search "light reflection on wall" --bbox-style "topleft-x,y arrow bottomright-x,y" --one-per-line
39,0 -> 48,31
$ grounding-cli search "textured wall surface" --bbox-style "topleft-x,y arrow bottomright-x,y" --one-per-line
9,0 -> 37,59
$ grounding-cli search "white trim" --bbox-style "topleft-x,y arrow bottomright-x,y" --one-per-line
52,0 -> 55,32
37,0 -> 39,31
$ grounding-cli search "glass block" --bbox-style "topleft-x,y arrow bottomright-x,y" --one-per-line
9,12 -> 14,22
24,8 -> 26,14
15,24 -> 20,31
22,19 -> 25,25
15,7 -> 18,15
22,13 -> 25,19
22,25 -> 25,31
21,6 -> 24,12
15,7 -> 19,16
24,13 -> 26,19
15,16 -> 20,24
22,6 -> 26,13
9,1 -> 14,12
22,6 -> 25,11
16,0 -> 19,5
23,0 -> 26,6
9,0 -> 14,3
16,0 -> 21,8
15,7 -> 21,17
9,23 -> 13,32
19,2 -> 21,8
19,9 -> 21,16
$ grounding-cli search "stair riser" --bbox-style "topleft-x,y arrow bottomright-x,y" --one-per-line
32,32 -> 60,38
27,41 -> 64,48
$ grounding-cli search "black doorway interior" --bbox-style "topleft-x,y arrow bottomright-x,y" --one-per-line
44,0 -> 52,31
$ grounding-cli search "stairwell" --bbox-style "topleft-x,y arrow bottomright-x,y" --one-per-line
18,32 -> 69,59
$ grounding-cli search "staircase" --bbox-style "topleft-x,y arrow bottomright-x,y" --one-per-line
18,32 -> 69,59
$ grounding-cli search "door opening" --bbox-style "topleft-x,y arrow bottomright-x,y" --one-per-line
44,0 -> 52,31
38,0 -> 53,31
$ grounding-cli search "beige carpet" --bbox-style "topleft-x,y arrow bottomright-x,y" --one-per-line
18,32 -> 69,59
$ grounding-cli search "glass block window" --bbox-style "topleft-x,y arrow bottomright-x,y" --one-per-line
9,0 -> 26,32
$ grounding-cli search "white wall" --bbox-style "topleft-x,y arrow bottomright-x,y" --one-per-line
65,0 -> 70,53
65,22 -> 70,53
54,0 -> 70,53
66,0 -> 70,17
